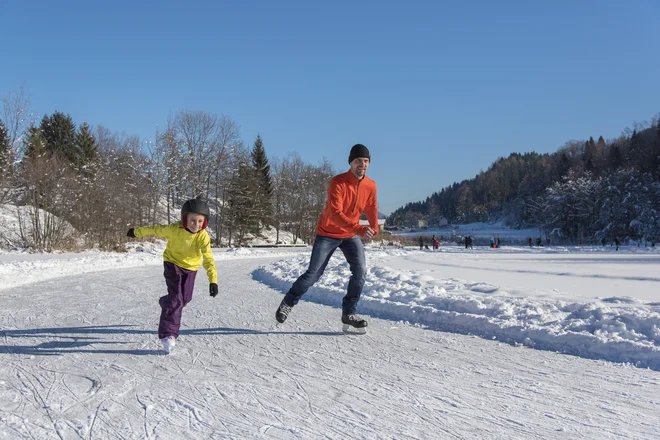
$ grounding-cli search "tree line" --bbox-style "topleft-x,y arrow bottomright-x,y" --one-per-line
0,87 -> 334,251
389,114 -> 660,244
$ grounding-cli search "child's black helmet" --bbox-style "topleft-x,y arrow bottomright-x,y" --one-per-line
181,197 -> 210,229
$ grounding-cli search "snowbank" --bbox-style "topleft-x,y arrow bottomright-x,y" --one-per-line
0,203 -> 76,249
254,248 -> 660,370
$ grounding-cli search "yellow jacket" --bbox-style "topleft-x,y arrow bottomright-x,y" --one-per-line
135,222 -> 217,283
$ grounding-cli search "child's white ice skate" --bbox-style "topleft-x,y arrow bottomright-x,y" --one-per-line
161,336 -> 176,354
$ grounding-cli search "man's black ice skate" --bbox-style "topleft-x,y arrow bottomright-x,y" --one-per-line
276,299 -> 292,324
342,314 -> 368,334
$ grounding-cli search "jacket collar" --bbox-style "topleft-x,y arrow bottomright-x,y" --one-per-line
344,170 -> 366,183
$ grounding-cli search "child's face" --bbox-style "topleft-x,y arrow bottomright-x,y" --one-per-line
186,213 -> 206,232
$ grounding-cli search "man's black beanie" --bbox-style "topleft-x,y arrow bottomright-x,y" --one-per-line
348,144 -> 370,164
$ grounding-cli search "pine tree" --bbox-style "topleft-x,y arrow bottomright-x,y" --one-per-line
250,135 -> 273,227
609,145 -> 624,169
228,160 -> 261,244
583,137 -> 596,172
653,120 -> 660,179
24,125 -> 48,159
556,152 -> 571,178
0,120 -> 9,174
455,185 -> 474,223
627,129 -> 642,168
40,111 -> 79,164
75,122 -> 97,168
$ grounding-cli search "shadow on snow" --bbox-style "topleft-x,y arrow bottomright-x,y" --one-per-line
0,325 -> 343,356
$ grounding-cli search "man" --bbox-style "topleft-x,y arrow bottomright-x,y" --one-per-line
275,144 -> 378,332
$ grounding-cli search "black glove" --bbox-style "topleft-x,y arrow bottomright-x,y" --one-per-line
127,228 -> 135,238
209,283 -> 218,297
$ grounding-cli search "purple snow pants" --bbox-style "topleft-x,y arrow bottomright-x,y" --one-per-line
158,261 -> 197,339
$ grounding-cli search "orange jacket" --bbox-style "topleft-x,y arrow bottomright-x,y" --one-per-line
316,171 -> 379,239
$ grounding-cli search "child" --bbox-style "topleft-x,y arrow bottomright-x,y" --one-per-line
127,197 -> 218,354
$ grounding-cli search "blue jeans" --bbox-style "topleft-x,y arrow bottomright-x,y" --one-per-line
284,234 -> 366,315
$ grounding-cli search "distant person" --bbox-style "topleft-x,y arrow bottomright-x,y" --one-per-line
615,237 -> 620,251
601,237 -> 606,247
432,235 -> 439,250
496,237 -> 501,248
275,144 -> 377,333
490,237 -> 495,248
419,235 -> 424,250
468,236 -> 473,249
465,236 -> 469,249
126,197 -> 218,354
536,237 -> 542,247
528,237 -> 533,247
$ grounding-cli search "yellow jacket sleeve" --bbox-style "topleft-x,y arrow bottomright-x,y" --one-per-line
200,237 -> 217,284
134,224 -> 176,240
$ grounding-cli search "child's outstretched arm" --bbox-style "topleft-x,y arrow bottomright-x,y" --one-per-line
128,224 -> 176,240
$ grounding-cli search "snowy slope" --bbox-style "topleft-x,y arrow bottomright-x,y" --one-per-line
1,246 -> 659,439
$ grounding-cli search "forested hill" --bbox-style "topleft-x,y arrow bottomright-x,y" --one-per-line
388,115 -> 660,244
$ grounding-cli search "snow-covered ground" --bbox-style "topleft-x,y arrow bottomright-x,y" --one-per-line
1,242 -> 659,439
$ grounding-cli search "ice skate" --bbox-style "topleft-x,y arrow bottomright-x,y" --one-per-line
161,336 -> 176,354
342,314 -> 368,334
276,299 -> 292,324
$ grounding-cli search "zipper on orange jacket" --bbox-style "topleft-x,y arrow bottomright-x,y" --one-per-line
351,177 -> 362,213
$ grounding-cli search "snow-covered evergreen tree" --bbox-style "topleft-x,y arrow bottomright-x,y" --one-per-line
250,135 -> 273,228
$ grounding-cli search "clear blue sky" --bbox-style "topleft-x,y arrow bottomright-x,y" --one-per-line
1,0 -> 659,214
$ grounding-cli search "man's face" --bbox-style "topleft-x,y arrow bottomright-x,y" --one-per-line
186,213 -> 206,232
350,157 -> 370,179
